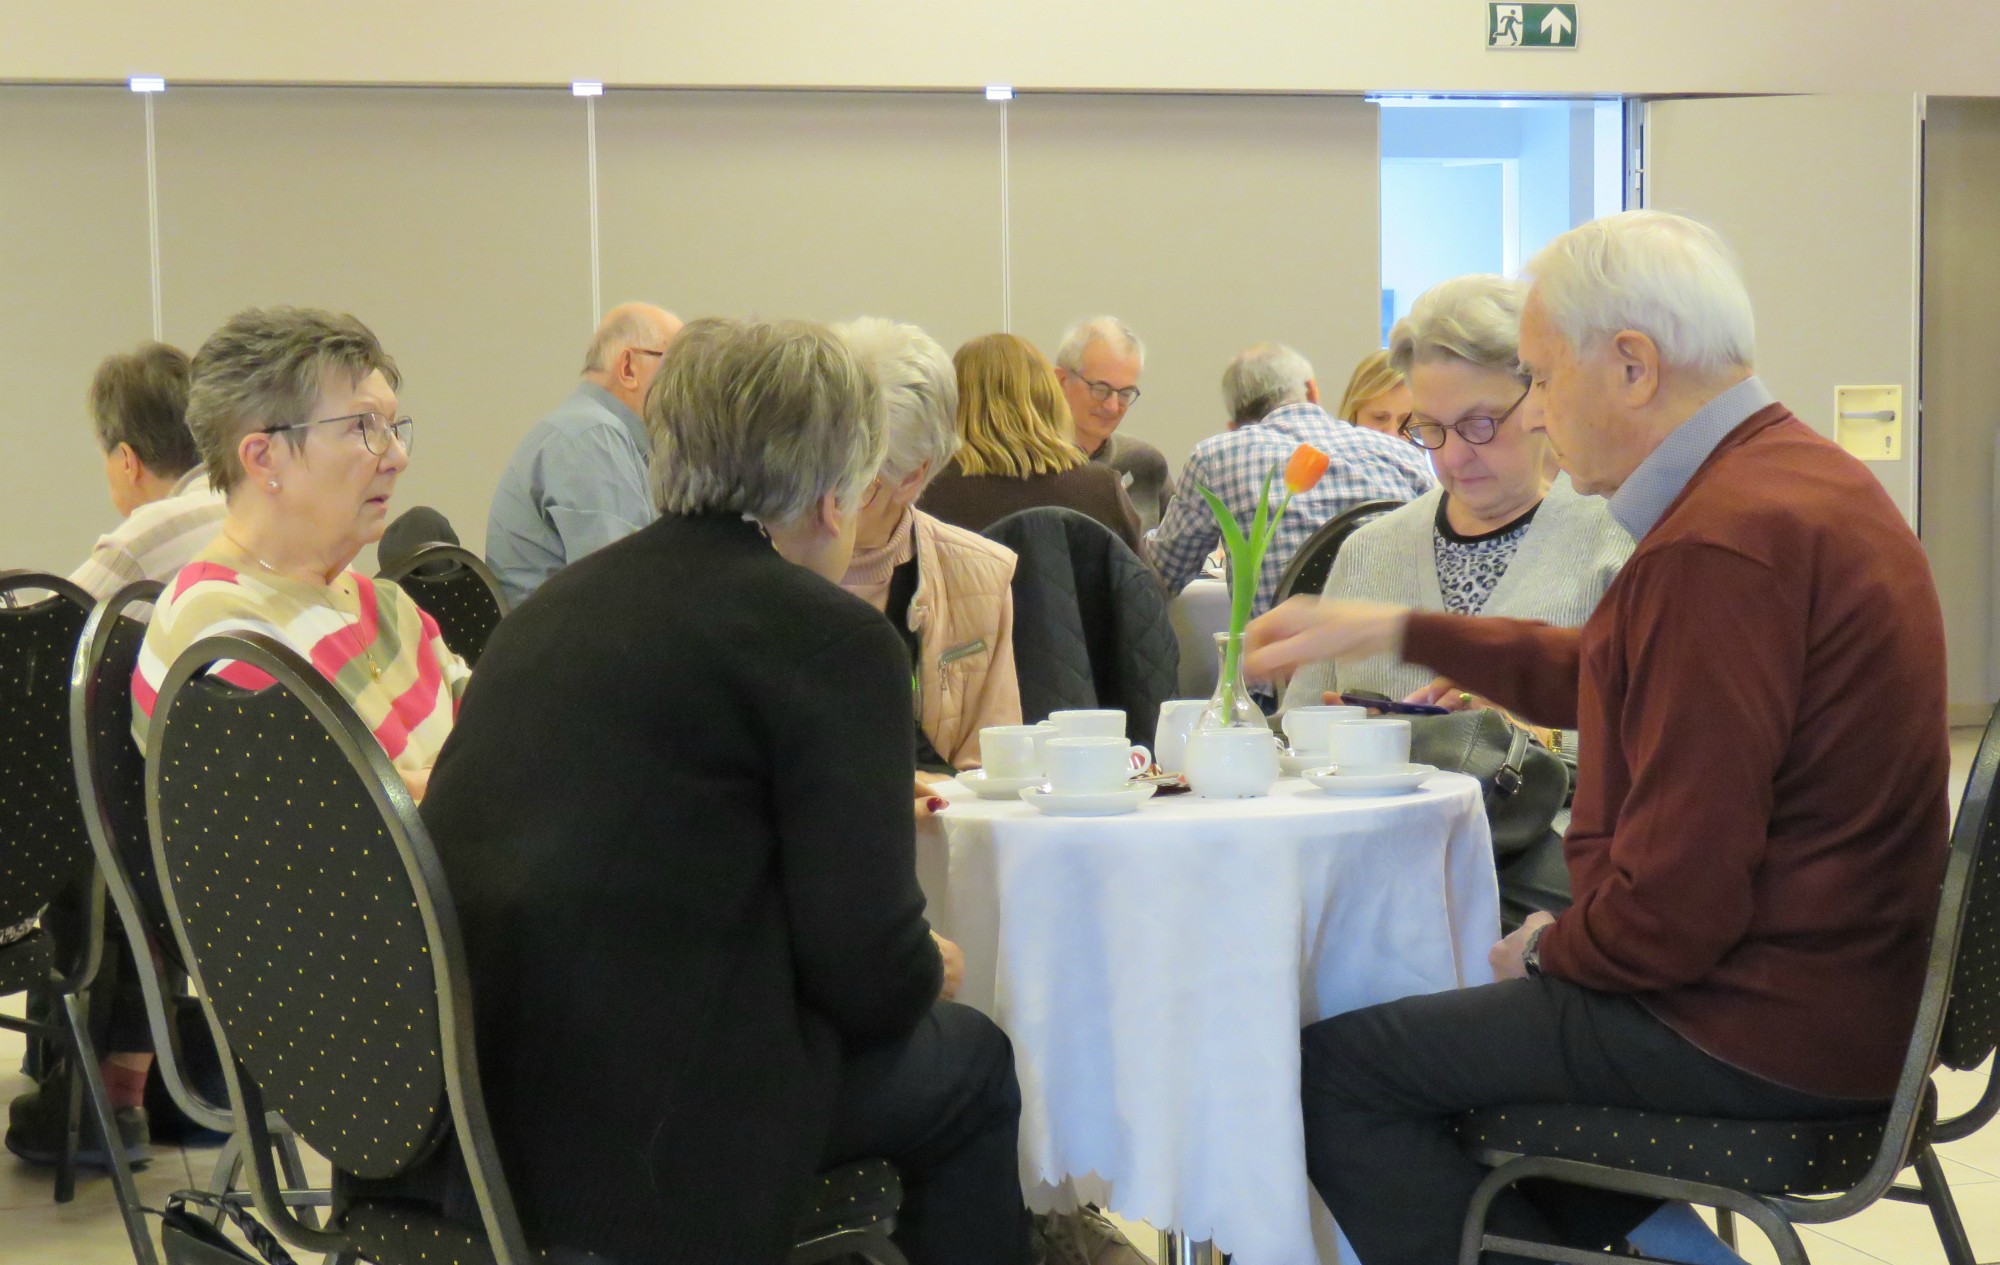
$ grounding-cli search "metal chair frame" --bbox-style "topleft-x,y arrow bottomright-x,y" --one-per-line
148,631 -> 532,1265
0,569 -> 137,1214
375,543 -> 509,666
1271,499 -> 1405,605
1458,702 -> 2000,1265
68,581 -> 324,1263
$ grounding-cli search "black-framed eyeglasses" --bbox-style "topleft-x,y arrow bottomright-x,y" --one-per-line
629,347 -> 668,359
1400,388 -> 1529,451
263,411 -> 415,457
1069,373 -> 1141,408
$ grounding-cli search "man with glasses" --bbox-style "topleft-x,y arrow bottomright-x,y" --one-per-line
1054,316 -> 1177,532
486,302 -> 682,606
1149,342 -> 1435,627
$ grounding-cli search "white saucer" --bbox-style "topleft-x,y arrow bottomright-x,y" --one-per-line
958,769 -> 1048,800
1303,763 -> 1438,796
1019,782 -> 1159,817
1279,750 -> 1332,777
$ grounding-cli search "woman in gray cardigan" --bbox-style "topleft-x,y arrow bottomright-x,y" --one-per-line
1287,274 -> 1631,924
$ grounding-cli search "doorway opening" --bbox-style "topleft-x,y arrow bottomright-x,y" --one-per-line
1377,97 -> 1627,341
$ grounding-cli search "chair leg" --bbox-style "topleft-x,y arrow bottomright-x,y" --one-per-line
54,1010 -> 85,1205
66,991 -> 160,1265
274,1131 -> 322,1230
1914,1146 -> 1979,1265
1715,1207 -> 1736,1248
206,1133 -> 244,1225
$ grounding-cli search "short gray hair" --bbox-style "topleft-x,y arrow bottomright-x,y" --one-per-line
832,317 -> 960,491
1222,343 -> 1315,424
582,305 -> 669,374
1525,210 -> 1756,376
88,342 -> 197,475
1389,274 -> 1528,382
1054,315 -> 1146,372
187,307 -> 401,495
647,317 -> 885,527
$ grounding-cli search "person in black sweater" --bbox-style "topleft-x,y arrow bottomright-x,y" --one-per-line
420,317 -> 1030,1265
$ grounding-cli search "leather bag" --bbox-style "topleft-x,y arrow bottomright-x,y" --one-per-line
1407,709 -> 1569,861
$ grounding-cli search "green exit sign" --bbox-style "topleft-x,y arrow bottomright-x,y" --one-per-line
1488,3 -> 1578,48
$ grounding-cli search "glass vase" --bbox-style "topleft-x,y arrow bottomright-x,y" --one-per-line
1200,630 -> 1266,731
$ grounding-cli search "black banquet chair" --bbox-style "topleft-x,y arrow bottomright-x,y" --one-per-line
1454,700 -> 2000,1265
146,631 -> 910,1265
0,569 -> 139,1209
1271,499 -> 1404,606
70,580 -> 325,1264
376,543 -> 510,668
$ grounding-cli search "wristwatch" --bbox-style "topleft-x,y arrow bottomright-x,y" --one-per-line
1522,924 -> 1548,978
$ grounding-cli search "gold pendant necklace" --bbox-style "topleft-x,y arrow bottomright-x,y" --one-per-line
220,532 -> 382,680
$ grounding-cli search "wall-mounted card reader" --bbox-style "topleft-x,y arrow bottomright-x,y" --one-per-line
1835,385 -> 1903,462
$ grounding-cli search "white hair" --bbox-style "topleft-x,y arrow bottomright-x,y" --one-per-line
1054,315 -> 1146,372
1221,344 -> 1315,423
1390,274 -> 1527,380
1525,211 -> 1756,376
831,316 -> 960,491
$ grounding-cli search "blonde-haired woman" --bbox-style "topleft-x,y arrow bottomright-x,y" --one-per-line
1335,348 -> 1413,434
919,333 -> 1145,556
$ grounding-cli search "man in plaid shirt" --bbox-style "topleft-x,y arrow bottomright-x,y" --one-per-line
1150,344 -> 1435,618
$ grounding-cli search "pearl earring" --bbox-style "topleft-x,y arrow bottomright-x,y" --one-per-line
267,479 -> 279,491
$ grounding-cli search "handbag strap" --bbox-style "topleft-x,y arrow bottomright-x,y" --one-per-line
161,1190 -> 301,1265
1490,722 -> 1531,801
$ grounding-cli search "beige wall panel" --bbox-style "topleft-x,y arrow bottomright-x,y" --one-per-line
1647,94 -> 1920,523
0,87 -> 153,574
1920,98 -> 2000,710
154,87 -> 592,556
1008,94 -> 1381,471
6,1 -> 2000,97
596,91 -> 1003,352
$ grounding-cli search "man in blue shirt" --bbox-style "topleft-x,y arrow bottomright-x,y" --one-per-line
1150,342 -> 1436,620
486,302 -> 682,606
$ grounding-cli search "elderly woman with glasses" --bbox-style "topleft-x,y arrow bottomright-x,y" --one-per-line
134,307 -> 465,802
834,317 -> 1022,775
1284,275 -> 1631,922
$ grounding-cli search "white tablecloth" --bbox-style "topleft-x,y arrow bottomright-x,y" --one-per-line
917,774 -> 1497,1265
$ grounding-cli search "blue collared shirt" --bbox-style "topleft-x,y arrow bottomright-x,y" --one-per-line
485,382 -> 657,607
1149,402 -> 1437,617
1606,376 -> 1777,541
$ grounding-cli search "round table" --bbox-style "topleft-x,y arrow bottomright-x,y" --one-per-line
916,772 -> 1498,1265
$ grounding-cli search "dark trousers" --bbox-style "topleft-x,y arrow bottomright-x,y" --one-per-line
1302,978 -> 1867,1265
822,999 -> 1030,1265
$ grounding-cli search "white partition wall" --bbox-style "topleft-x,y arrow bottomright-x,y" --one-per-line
0,87 -> 155,575
1921,98 -> 2000,713
1008,93 -> 1382,470
152,87 -> 594,556
1644,94 -> 1923,525
596,91 -> 1006,356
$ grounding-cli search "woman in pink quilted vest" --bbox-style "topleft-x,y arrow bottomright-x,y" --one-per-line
835,317 -> 1022,773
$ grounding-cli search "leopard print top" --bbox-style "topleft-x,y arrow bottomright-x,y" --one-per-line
1433,496 -> 1541,616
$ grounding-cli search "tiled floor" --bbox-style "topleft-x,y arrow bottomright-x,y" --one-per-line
1,728 -> 1991,1264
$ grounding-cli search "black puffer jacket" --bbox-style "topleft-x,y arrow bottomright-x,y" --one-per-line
982,507 -> 1178,748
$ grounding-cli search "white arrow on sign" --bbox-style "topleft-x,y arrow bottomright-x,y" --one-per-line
1540,6 -> 1574,42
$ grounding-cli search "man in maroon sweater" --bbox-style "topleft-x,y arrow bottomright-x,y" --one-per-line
1246,211 -> 1949,1264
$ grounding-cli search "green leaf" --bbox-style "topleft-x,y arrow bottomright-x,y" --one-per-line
1248,461 -> 1276,553
1195,482 -> 1248,559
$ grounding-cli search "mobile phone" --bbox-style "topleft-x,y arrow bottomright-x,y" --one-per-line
1336,692 -> 1451,717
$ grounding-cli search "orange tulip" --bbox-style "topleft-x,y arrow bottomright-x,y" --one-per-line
1284,444 -> 1330,494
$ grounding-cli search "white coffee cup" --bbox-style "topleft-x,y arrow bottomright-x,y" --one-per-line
979,725 -> 1050,779
1282,704 -> 1368,755
1153,700 -> 1210,775
1048,709 -> 1128,740
1323,718 -> 1412,768
1045,736 -> 1146,796
1183,727 -> 1281,799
